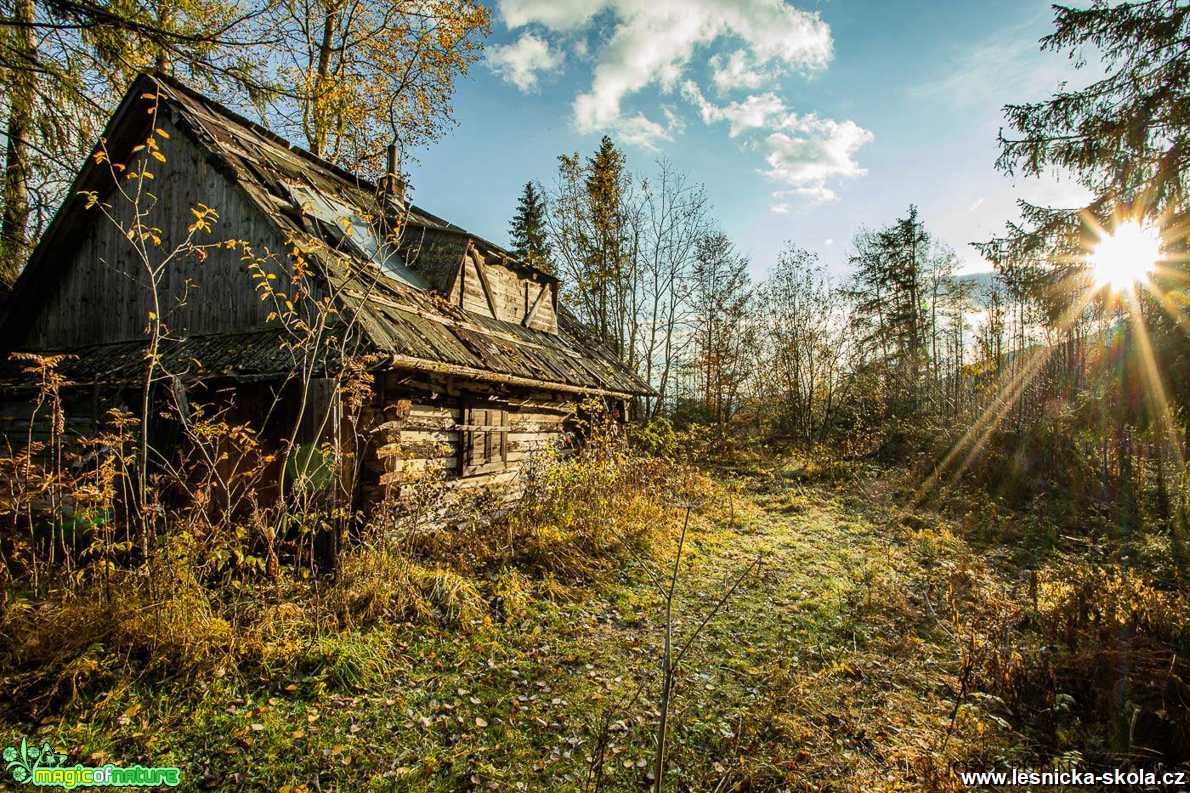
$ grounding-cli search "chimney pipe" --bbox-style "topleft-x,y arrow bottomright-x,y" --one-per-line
378,142 -> 405,243
382,143 -> 404,206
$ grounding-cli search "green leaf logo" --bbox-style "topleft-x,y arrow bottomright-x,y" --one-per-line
5,737 -> 68,784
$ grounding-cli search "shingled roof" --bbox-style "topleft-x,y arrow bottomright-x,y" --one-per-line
1,73 -> 649,398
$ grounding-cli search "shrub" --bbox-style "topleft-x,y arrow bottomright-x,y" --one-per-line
975,560 -> 1190,761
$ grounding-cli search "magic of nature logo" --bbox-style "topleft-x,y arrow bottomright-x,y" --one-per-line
4,737 -> 180,788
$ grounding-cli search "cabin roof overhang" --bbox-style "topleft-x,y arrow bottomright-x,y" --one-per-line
0,329 -> 651,400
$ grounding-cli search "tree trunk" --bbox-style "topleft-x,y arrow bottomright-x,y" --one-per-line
307,9 -> 339,158
154,0 -> 175,72
1,0 -> 37,285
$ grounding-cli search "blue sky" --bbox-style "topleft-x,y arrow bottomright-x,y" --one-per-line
406,0 -> 1096,281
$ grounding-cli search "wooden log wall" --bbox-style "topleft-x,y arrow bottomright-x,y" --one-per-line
360,371 -> 575,507
0,392 -> 104,446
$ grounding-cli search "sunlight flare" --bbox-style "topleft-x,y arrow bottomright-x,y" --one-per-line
1088,220 -> 1162,291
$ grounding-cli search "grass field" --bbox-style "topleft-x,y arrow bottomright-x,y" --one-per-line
0,460 -> 1071,791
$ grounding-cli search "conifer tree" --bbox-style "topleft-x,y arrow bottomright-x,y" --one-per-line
979,0 -> 1189,537
847,206 -> 930,415
978,0 -> 1188,303
549,135 -> 639,364
509,181 -> 552,273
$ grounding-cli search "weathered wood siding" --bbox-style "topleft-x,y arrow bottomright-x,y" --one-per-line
459,250 -> 558,334
0,391 -> 103,443
21,113 -> 289,350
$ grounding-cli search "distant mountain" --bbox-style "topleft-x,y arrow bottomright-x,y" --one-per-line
951,271 -> 1002,308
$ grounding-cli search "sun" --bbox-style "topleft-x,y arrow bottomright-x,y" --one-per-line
1088,220 -> 1162,291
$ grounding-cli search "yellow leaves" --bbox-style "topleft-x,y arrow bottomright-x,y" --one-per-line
78,190 -> 100,209
188,203 -> 220,235
128,222 -> 163,246
156,127 -> 171,140
148,311 -> 158,321
92,149 -> 109,165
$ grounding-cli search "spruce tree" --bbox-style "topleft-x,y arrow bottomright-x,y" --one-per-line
509,182 -> 552,274
847,206 -> 931,415
979,1 -> 1188,282
979,0 -> 1190,536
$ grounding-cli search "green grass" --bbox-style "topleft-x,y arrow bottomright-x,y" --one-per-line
0,463 -> 1045,791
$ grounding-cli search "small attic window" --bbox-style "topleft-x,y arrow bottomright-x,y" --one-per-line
288,183 -> 429,290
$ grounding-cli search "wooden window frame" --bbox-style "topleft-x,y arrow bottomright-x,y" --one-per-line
459,401 -> 509,477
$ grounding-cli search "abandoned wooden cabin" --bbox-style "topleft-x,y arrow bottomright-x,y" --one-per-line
0,72 -> 650,506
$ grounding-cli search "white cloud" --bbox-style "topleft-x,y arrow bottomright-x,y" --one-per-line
763,115 -> 872,194
498,0 -> 832,142
684,87 -> 873,208
487,33 -> 565,92
771,185 -> 837,211
661,105 -> 686,137
615,114 -> 674,149
710,49 -> 772,93
499,0 -> 600,32
682,82 -> 783,136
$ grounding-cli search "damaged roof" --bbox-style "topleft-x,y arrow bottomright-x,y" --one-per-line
2,72 -> 649,398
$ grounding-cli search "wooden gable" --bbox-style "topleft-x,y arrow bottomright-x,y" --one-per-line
13,108 -> 287,350
457,246 -> 557,334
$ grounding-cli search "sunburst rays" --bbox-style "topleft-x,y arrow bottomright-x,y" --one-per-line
916,206 -> 1185,504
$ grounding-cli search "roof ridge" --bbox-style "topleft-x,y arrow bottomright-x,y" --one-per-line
149,70 -> 383,195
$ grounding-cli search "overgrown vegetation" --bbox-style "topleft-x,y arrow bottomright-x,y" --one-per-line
1,0 -> 1188,789
539,3 -> 1190,776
